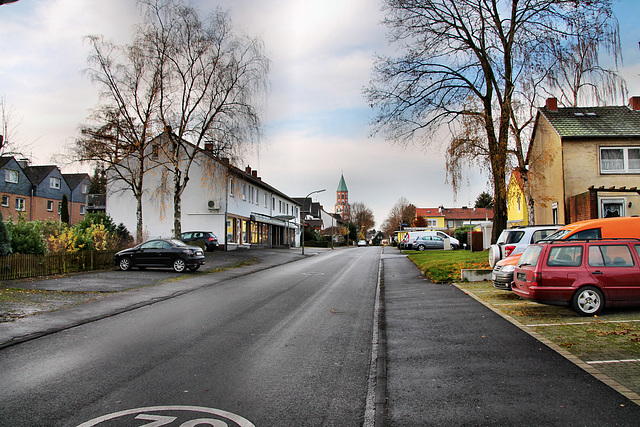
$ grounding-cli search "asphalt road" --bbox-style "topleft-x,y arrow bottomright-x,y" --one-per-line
2,245 -> 640,426
0,246 -> 380,426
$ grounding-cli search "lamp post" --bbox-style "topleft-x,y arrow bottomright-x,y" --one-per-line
301,189 -> 325,255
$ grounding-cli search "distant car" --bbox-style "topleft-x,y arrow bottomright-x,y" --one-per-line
512,238 -> 640,315
181,231 -> 219,251
358,240 -> 367,247
114,239 -> 205,273
412,235 -> 448,251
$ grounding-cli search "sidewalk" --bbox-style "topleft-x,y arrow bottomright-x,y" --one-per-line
381,246 -> 640,425
0,247 -> 325,348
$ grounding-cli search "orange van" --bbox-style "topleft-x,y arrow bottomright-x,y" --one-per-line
492,217 -> 640,290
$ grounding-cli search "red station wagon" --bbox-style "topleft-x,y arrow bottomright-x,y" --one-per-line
513,238 -> 640,316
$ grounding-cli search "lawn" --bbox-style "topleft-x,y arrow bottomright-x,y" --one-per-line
406,249 -> 491,283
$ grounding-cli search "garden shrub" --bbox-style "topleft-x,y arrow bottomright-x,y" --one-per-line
5,215 -> 47,255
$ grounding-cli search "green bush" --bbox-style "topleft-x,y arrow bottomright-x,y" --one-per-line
0,211 -> 12,256
5,215 -> 47,255
74,212 -> 117,234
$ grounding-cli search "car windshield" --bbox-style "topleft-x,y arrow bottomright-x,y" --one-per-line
498,230 -> 525,244
518,245 -> 543,267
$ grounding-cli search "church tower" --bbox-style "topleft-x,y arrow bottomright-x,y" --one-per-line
335,174 -> 350,221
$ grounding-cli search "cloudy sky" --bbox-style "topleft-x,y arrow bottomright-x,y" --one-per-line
1,0 -> 639,228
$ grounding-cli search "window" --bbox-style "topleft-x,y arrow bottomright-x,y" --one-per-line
15,197 -> 25,211
600,147 -> 640,174
47,200 -> 54,211
427,219 -> 437,227
229,178 -> 235,197
50,177 -> 61,189
601,198 -> 625,218
1,195 -> 8,207
547,246 -> 583,267
80,205 -> 85,215
590,245 -> 634,267
82,184 -> 89,194
5,169 -> 18,183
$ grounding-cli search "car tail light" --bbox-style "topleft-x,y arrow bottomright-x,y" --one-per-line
531,272 -> 538,285
208,237 -> 214,242
504,245 -> 516,257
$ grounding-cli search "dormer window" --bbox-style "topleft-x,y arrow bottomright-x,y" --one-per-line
50,177 -> 61,189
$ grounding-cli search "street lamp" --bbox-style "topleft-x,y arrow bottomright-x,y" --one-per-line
301,189 -> 325,255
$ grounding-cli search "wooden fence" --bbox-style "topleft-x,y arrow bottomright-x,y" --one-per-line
0,250 -> 117,281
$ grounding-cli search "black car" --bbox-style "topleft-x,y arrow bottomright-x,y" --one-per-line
114,239 -> 205,272
181,231 -> 219,251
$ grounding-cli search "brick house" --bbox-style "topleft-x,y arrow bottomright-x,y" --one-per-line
0,156 -> 90,224
529,97 -> 640,224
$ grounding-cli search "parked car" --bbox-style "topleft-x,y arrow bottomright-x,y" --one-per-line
181,231 -> 219,251
402,230 -> 460,250
512,238 -> 640,315
488,225 -> 561,267
114,239 -> 205,273
412,235 -> 449,251
492,217 -> 640,290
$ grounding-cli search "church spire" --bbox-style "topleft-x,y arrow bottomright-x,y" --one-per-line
335,173 -> 350,221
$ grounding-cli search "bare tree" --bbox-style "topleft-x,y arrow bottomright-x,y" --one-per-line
382,197 -> 415,239
366,0 -> 619,241
142,0 -> 269,237
351,202 -> 375,237
0,96 -> 33,158
77,0 -> 269,240
76,33 -> 162,243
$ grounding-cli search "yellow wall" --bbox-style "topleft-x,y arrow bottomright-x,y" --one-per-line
506,175 -> 527,226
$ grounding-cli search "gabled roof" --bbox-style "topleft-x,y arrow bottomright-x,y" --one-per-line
337,174 -> 348,192
538,105 -> 640,138
23,165 -> 58,185
0,156 -> 14,168
63,173 -> 89,190
417,207 -> 494,220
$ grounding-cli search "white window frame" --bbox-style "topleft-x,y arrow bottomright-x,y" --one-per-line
15,197 -> 25,211
600,197 -> 626,218
229,178 -> 235,197
47,200 -> 54,211
80,205 -> 85,215
1,195 -> 9,207
5,169 -> 18,184
50,177 -> 61,189
82,184 -> 89,194
600,146 -> 640,174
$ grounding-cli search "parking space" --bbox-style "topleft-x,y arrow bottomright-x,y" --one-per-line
458,281 -> 640,403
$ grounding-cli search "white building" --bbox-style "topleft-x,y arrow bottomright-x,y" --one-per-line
107,131 -> 301,249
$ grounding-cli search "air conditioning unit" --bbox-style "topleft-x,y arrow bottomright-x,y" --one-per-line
207,200 -> 220,211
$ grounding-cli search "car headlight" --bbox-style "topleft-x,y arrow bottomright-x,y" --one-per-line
502,265 -> 516,272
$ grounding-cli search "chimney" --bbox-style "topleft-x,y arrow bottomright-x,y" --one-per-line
204,142 -> 213,151
629,96 -> 640,111
252,170 -> 258,178
245,166 -> 252,175
546,97 -> 558,111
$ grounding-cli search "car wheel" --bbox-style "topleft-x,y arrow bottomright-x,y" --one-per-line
417,244 -> 426,251
572,286 -> 604,316
488,244 -> 502,267
188,265 -> 200,272
118,257 -> 132,271
172,258 -> 186,273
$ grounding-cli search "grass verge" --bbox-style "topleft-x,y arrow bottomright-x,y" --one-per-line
406,249 -> 490,282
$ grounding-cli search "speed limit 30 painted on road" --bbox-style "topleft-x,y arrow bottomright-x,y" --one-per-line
76,405 -> 255,427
